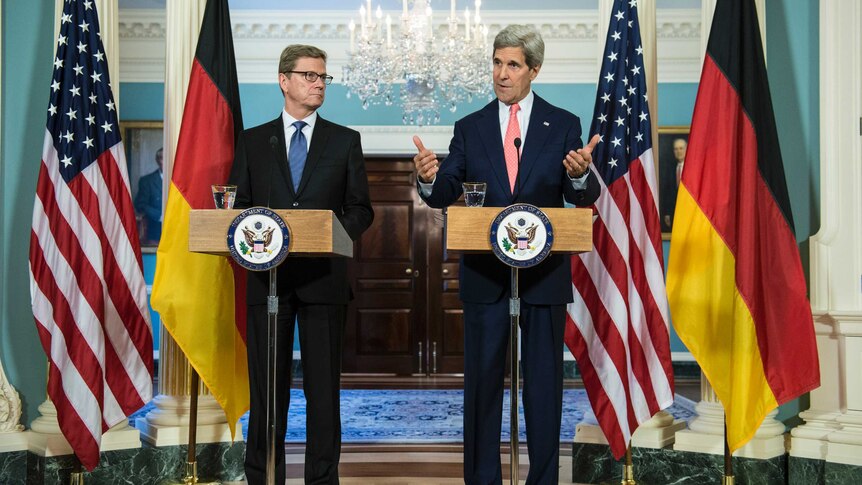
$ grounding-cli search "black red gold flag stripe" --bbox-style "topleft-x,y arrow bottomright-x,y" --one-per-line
666,0 -> 819,451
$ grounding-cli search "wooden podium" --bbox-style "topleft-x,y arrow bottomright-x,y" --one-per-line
444,205 -> 593,484
188,209 -> 353,257
189,208 -> 352,485
444,206 -> 593,253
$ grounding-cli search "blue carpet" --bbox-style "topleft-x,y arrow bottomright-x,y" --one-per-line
256,389 -> 696,443
132,389 -> 696,443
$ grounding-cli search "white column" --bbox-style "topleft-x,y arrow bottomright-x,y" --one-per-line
163,0 -> 207,185
674,374 -> 786,459
791,0 -> 862,467
96,0 -> 121,115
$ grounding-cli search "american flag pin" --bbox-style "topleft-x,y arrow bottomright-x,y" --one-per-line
543,121 -> 550,126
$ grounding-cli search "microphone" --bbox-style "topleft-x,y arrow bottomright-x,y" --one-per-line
513,137 -> 522,198
266,135 -> 279,208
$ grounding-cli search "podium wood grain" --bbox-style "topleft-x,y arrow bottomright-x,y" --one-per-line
188,209 -> 353,257
445,206 -> 593,253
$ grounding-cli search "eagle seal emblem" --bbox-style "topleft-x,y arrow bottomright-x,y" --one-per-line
227,207 -> 290,271
490,204 -> 553,268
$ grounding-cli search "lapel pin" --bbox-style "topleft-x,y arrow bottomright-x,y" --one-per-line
543,121 -> 550,126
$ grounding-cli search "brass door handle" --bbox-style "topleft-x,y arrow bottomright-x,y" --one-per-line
418,342 -> 423,373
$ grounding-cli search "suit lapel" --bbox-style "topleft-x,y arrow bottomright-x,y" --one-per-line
476,102 -> 511,197
517,95 -> 553,198
296,116 -> 330,197
270,116 -> 296,199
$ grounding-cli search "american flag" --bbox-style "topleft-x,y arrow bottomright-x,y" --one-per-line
28,0 -> 153,471
563,0 -> 675,459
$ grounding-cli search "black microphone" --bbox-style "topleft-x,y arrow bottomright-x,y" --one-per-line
266,135 -> 279,208
513,137 -> 522,198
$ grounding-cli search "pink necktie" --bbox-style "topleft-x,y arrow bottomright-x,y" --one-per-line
504,103 -> 521,192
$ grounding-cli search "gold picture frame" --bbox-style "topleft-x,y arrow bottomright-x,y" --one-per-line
120,121 -> 164,250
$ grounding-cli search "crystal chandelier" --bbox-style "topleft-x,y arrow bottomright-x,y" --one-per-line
343,0 -> 493,126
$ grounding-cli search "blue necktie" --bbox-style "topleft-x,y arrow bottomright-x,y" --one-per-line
288,121 -> 308,191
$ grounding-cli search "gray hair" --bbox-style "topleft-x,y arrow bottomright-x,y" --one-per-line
493,25 -> 544,69
278,44 -> 327,74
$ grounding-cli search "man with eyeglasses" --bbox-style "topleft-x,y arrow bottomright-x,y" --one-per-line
230,44 -> 373,485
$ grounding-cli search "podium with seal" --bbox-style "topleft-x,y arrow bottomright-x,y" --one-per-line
189,208 -> 352,485
444,205 -> 593,484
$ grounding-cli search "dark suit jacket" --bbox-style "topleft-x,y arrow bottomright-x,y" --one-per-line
229,115 -> 374,305
134,169 -> 162,241
422,95 -> 600,305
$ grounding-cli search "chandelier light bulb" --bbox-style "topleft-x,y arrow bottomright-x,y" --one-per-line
343,0 -> 493,126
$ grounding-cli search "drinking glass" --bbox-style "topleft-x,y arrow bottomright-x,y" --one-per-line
212,184 -> 237,209
462,182 -> 487,207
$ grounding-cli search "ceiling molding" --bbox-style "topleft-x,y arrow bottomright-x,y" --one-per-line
118,8 -> 701,84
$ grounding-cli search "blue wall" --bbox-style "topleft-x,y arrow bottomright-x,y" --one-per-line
122,82 -> 699,135
2,0 -> 56,425
768,0 -> 820,240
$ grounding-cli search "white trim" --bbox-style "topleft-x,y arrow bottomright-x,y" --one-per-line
118,8 -> 703,85
351,125 -> 453,156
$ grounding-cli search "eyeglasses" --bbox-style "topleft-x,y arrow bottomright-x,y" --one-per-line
284,70 -> 334,85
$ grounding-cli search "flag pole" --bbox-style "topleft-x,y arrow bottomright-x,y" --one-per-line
164,369 -> 219,485
620,443 -> 635,484
69,456 -> 84,485
723,421 -> 734,485
509,267 -> 520,485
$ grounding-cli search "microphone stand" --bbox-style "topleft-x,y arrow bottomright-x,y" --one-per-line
508,136 -> 522,485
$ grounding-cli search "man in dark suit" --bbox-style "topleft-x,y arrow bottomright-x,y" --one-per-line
229,44 -> 374,485
412,25 -> 600,485
134,147 -> 163,243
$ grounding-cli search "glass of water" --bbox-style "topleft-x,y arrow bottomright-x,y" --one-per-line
211,184 -> 237,209
462,182 -> 487,207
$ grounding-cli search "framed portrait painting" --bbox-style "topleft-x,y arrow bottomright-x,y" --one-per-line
120,121 -> 164,250
657,126 -> 690,238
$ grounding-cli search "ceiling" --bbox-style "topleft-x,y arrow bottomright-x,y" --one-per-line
118,0 -> 700,11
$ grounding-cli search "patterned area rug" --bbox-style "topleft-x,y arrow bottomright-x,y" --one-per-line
249,389 -> 697,443
132,389 -> 696,443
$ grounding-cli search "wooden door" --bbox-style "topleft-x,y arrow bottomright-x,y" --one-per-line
426,209 -> 465,375
344,157 -> 466,376
344,159 -> 429,374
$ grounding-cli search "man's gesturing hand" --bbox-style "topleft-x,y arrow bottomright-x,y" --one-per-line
563,134 -> 600,178
412,135 -> 439,184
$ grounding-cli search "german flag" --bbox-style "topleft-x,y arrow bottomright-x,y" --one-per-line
151,0 -> 248,432
666,0 -> 819,451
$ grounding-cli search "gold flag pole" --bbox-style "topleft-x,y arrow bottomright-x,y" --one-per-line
163,369 -> 219,485
722,421 -> 734,485
620,444 -> 635,485
69,456 -> 84,485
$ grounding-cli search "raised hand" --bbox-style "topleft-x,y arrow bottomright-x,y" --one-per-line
412,135 -> 439,184
563,134 -> 600,178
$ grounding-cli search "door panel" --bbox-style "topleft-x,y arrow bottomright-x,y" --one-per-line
344,159 -> 428,374
427,209 -> 466,375
345,158 -> 466,376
